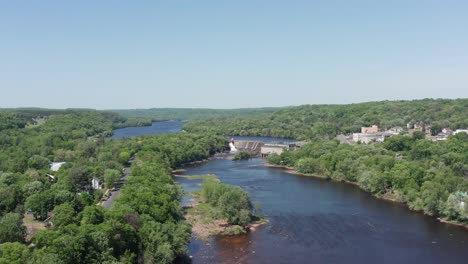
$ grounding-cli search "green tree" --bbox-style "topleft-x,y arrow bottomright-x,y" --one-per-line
0,242 -> 30,264
80,206 -> 105,225
0,213 -> 25,243
232,151 -> 251,160
118,151 -> 131,164
412,131 -> 425,141
103,169 -> 121,189
28,155 -> 50,170
52,203 -> 76,227
25,191 -> 55,220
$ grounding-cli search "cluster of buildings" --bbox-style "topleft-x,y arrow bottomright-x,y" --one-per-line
426,128 -> 468,141
340,124 -> 468,144
350,125 -> 402,144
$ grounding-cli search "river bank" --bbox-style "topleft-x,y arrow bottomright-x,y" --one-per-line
263,162 -> 468,229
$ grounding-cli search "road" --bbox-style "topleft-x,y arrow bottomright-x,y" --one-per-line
102,166 -> 131,209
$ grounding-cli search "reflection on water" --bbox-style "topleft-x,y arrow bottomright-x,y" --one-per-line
178,158 -> 468,264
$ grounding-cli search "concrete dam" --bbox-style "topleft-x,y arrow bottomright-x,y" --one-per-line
232,140 -> 264,155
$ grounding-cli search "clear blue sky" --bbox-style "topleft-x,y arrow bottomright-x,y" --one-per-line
1,1 -> 467,109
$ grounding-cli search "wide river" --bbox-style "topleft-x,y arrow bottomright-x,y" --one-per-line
114,122 -> 468,264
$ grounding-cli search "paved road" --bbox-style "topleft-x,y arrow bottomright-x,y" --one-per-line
102,166 -> 131,209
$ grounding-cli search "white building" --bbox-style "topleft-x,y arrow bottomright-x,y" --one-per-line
91,177 -> 103,190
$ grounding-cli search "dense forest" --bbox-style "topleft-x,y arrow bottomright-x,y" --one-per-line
183,99 -> 468,139
111,107 -> 279,121
268,133 -> 468,223
0,109 -> 228,263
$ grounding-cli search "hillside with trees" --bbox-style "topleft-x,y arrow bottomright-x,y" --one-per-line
183,99 -> 468,139
111,107 -> 279,121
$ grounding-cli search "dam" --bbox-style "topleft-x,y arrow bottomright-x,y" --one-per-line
230,138 -> 305,157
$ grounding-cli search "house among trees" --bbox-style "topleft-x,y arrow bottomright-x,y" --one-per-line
388,126 -> 404,135
91,177 -> 103,190
361,125 -> 379,134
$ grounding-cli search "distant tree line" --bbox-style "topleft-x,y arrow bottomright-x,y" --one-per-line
183,98 -> 468,139
111,107 -> 278,121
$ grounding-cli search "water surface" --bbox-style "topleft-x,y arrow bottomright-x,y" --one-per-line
177,158 -> 468,264
110,120 -> 183,139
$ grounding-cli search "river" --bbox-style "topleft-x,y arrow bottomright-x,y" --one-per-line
110,120 -> 184,139
113,121 -> 468,264
178,158 -> 468,264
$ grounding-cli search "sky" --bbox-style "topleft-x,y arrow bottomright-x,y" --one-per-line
1,1 -> 467,109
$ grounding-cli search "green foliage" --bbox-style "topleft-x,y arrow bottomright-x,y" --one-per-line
201,179 -> 253,226
443,192 -> 468,222
0,213 -> 25,243
232,150 -> 251,160
79,206 -> 105,225
28,155 -> 50,170
295,158 -> 325,175
111,107 -> 278,121
184,99 -> 468,140
25,191 -> 55,220
139,220 -> 191,264
0,242 -> 30,264
52,203 -> 76,228
103,169 -> 121,189
0,109 -> 225,263
223,225 -> 246,235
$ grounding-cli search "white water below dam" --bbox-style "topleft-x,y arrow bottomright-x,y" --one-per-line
229,142 -> 237,152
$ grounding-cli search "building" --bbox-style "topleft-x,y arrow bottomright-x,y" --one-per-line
91,177 -> 103,190
388,126 -> 404,135
260,143 -> 296,158
361,125 -> 379,134
353,133 -> 382,144
352,132 -> 393,144
441,128 -> 453,135
413,123 -> 424,131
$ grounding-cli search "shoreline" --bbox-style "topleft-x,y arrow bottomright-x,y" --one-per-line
263,163 -> 468,229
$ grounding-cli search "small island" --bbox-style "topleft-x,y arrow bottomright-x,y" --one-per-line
183,175 -> 266,238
